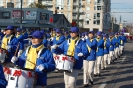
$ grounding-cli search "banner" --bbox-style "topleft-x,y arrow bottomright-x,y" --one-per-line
12,10 -> 23,19
26,11 -> 37,20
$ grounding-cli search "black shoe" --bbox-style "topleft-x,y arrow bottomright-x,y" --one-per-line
104,67 -> 107,70
83,84 -> 89,87
94,74 -> 97,77
98,74 -> 101,77
89,79 -> 93,85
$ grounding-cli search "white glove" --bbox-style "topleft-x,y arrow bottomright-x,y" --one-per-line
78,53 -> 83,57
85,36 -> 88,39
51,44 -> 58,49
51,37 -> 54,41
82,38 -> 85,41
7,45 -> 11,50
37,64 -> 45,71
11,56 -> 18,63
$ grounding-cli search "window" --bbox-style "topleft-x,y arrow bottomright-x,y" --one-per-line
86,13 -> 90,18
2,12 -> 10,19
97,6 -> 101,10
40,13 -> 49,20
86,20 -> 89,25
56,7 -> 59,9
93,20 -> 96,24
86,6 -> 90,10
97,13 -> 100,17
97,20 -> 100,25
94,13 -> 96,19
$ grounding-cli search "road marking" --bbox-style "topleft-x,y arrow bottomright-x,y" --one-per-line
121,56 -> 126,62
98,82 -> 107,88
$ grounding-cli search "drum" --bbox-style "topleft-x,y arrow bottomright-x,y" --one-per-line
56,55 -> 74,73
0,48 -> 8,63
5,67 -> 36,88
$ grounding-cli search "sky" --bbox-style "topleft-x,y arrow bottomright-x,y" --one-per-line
111,0 -> 133,23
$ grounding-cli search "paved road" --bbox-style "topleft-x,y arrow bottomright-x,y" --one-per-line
46,42 -> 133,88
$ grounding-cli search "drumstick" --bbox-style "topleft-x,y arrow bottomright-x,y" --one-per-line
14,43 -> 20,57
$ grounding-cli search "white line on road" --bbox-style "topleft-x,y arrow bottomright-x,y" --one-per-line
98,82 -> 107,88
121,56 -> 126,62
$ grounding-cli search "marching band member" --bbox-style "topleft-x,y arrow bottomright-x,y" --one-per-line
11,30 -> 55,88
108,33 -> 115,64
81,32 -> 86,42
0,64 -> 7,88
114,33 -> 120,60
40,30 -> 48,47
16,28 -> 24,57
22,27 -> 29,49
101,34 -> 110,69
119,32 -> 126,55
51,29 -> 65,54
53,27 -> 88,88
1,25 -> 18,63
83,31 -> 97,87
94,31 -> 104,77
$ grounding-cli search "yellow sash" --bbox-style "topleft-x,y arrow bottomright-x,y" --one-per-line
120,40 -> 123,44
25,44 -> 44,70
56,36 -> 60,41
96,38 -> 100,52
67,37 -> 78,56
52,33 -> 56,37
86,39 -> 93,52
1,35 -> 13,50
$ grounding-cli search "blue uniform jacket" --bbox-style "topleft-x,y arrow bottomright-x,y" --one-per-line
16,34 -> 24,50
53,39 -> 89,69
16,47 -> 55,86
85,38 -> 97,61
23,32 -> 28,44
96,38 -> 104,56
0,65 -> 7,88
43,39 -> 48,47
108,38 -> 115,51
104,39 -> 110,54
114,37 -> 120,48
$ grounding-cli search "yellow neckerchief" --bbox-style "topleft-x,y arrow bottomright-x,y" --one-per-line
52,33 -> 56,37
16,34 -> 20,38
86,39 -> 93,52
25,44 -> 44,70
104,39 -> 107,49
67,37 -> 79,56
22,31 -> 26,35
56,35 -> 60,41
1,35 -> 13,50
96,38 -> 100,52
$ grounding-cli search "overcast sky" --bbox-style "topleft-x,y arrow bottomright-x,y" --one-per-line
111,0 -> 133,23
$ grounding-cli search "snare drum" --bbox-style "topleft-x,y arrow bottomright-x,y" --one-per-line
56,55 -> 74,72
6,67 -> 36,88
0,48 -> 8,63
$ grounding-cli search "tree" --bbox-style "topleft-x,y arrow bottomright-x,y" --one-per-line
28,2 -> 46,9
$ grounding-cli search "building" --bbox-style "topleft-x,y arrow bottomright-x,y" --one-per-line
0,8 -> 54,28
0,0 -> 111,32
39,0 -> 111,32
53,14 -> 71,30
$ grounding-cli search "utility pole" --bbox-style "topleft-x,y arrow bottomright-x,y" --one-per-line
77,0 -> 80,27
20,0 -> 23,28
112,16 -> 114,32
